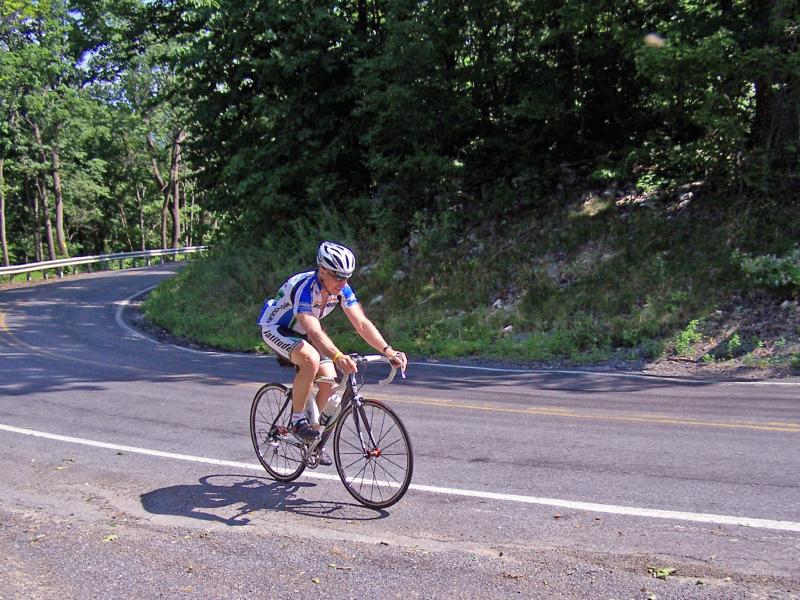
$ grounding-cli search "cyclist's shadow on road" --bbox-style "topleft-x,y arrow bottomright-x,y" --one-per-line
140,474 -> 389,525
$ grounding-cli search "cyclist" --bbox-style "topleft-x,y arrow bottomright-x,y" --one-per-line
258,241 -> 407,465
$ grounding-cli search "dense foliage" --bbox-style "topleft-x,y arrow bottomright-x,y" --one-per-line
2,0 -> 797,265
165,0 -> 798,241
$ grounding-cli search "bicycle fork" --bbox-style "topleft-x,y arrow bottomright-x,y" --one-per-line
351,395 -> 382,459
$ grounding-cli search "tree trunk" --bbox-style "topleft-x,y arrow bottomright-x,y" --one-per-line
30,121 -> 56,261
27,174 -> 42,262
136,184 -> 146,251
0,159 -> 9,267
51,147 -> 67,256
171,180 -> 180,249
187,186 -> 194,247
35,174 -> 57,261
750,0 -> 778,151
119,204 -> 134,252
169,129 -> 186,249
198,207 -> 207,246
146,132 -> 170,249
356,0 -> 367,40
161,198 -> 168,250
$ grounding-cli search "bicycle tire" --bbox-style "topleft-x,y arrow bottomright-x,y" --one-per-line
250,383 -> 306,482
333,398 -> 413,509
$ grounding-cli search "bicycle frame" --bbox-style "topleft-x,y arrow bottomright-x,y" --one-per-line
251,353 -> 412,508
312,372 -> 371,455
270,355 -> 397,463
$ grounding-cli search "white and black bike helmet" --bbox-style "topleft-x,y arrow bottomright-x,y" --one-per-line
317,241 -> 356,278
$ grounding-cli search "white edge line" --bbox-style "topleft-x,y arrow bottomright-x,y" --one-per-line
2,422 -> 799,533
114,286 -> 230,357
1,422 -> 339,482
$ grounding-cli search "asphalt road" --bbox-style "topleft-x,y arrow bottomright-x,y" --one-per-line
1,266 -> 799,599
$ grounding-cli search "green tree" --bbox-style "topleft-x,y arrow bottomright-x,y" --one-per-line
160,0 -> 376,237
73,0 -> 196,251
633,0 -> 799,194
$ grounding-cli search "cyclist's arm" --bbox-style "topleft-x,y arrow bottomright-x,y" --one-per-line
344,304 -> 407,370
295,313 -> 357,373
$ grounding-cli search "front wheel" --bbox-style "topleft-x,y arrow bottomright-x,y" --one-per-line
250,383 -> 306,482
333,399 -> 413,509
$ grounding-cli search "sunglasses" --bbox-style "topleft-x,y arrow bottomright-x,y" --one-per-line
325,268 -> 350,282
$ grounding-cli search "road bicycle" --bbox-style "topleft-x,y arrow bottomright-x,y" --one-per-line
249,354 -> 413,509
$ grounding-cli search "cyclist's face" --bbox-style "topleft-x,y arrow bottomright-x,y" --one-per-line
321,268 -> 349,292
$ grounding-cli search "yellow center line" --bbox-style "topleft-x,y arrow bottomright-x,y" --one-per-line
0,311 -> 7,333
368,393 -> 800,433
236,382 -> 800,432
10,343 -> 795,433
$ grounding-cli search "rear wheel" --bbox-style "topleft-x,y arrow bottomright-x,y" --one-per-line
333,399 -> 413,509
250,383 -> 305,482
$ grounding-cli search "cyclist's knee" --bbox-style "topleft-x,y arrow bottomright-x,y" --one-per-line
292,343 -> 320,372
317,360 -> 336,378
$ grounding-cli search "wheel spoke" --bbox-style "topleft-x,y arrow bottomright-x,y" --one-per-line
334,399 -> 413,508
250,384 -> 305,482
375,452 -> 407,474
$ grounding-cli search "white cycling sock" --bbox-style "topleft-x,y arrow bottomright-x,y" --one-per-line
291,412 -> 306,424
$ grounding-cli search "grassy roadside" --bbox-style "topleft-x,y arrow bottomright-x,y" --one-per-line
142,189 -> 800,375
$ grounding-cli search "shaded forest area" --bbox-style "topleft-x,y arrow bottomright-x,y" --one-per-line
3,1 -> 798,262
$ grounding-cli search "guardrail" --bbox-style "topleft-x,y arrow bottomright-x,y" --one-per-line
0,246 -> 207,282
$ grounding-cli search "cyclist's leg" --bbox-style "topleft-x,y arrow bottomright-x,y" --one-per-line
289,341 -> 321,414
313,360 -> 336,414
261,325 -> 314,415
311,360 -> 336,466
261,325 -> 323,441
261,325 -> 319,414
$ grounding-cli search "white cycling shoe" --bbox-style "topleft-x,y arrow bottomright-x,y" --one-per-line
317,447 -> 332,466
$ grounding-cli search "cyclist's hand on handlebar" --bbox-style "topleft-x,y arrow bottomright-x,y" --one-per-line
388,350 -> 407,373
335,353 -> 358,374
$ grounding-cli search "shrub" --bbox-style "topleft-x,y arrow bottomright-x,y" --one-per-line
675,319 -> 703,356
734,247 -> 800,296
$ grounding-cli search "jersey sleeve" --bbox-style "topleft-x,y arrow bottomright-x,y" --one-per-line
294,280 -> 315,315
340,284 -> 359,308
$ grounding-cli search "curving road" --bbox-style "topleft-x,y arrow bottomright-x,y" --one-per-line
1,266 -> 799,599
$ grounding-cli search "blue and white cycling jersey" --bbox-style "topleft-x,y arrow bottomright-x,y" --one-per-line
258,270 -> 359,334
